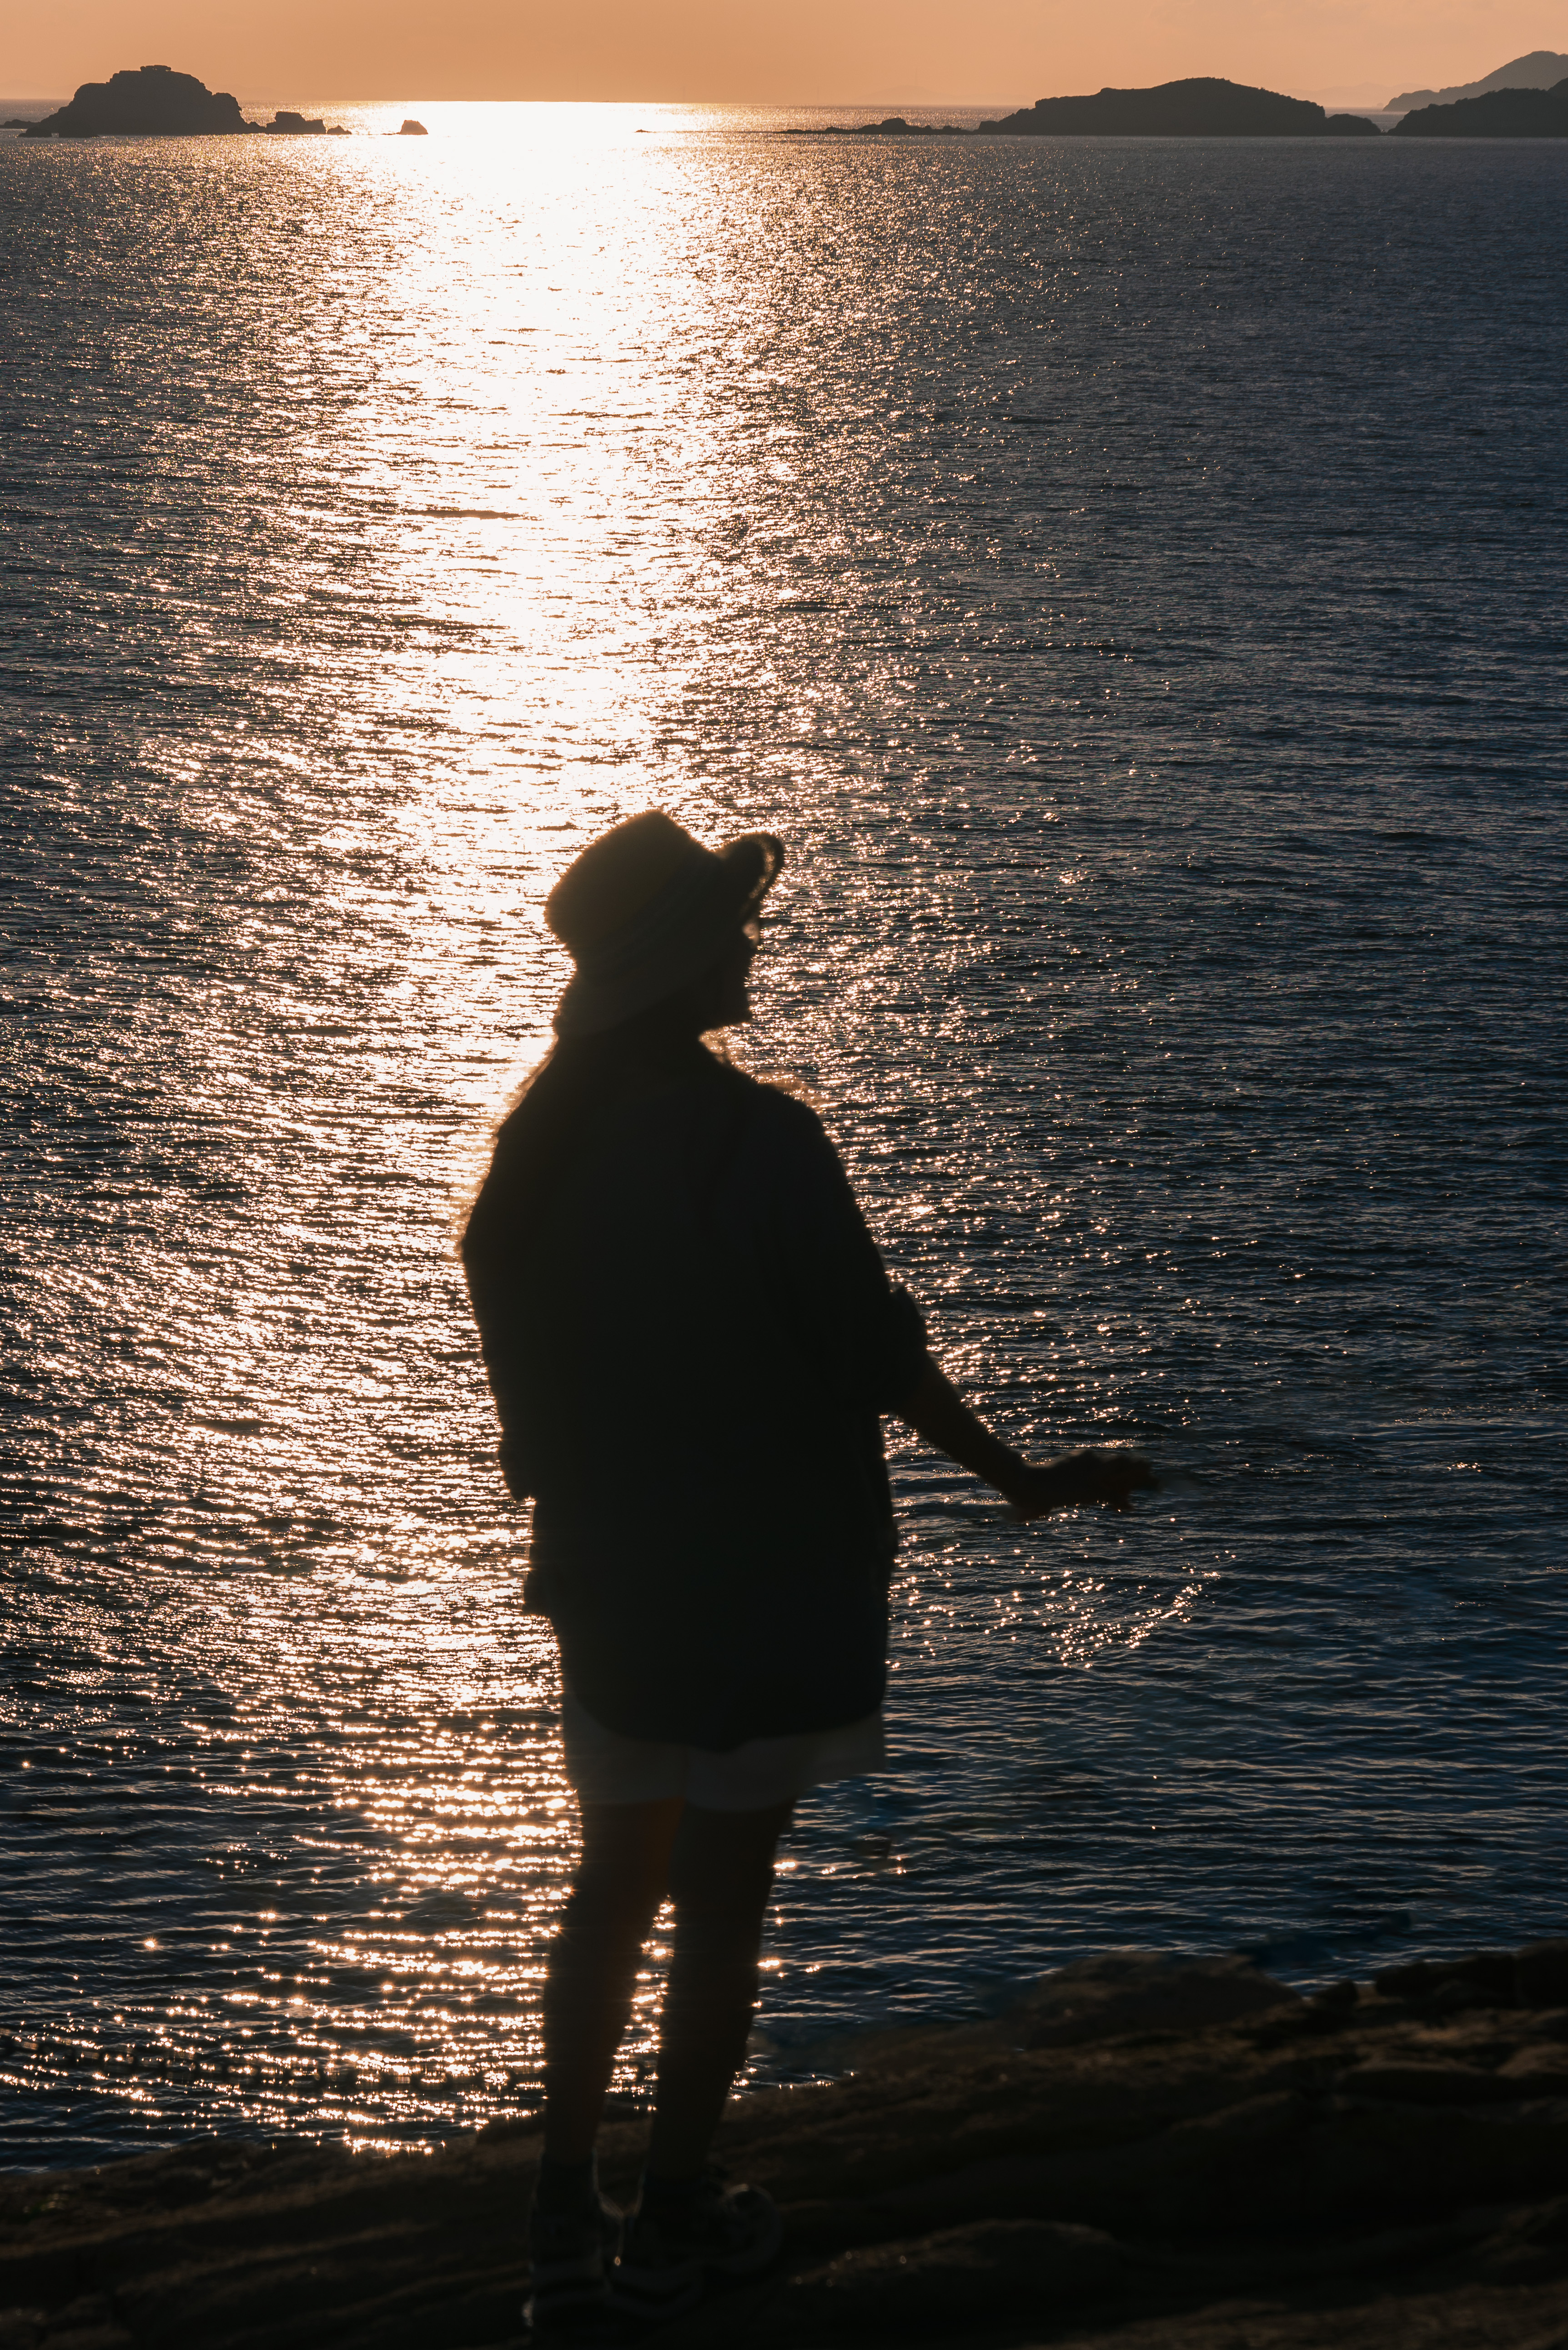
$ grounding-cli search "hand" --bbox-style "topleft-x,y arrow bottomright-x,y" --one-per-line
1003,1449 -> 1157,1521
895,1363 -> 1157,1526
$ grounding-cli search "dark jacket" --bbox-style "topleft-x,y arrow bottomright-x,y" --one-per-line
462,1053 -> 927,1748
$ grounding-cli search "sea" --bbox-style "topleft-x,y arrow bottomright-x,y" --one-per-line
1,101 -> 1564,2168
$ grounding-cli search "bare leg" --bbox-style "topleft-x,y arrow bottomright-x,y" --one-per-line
645,1800 -> 793,2179
542,1797 -> 683,2164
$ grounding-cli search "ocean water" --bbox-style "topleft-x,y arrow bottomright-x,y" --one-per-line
1,104 -> 1565,2168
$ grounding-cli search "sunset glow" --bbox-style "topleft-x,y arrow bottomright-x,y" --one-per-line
8,0 -> 1567,108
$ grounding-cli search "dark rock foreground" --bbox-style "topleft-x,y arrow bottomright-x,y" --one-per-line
1391,77 -> 1568,136
4,1943 -> 1568,2347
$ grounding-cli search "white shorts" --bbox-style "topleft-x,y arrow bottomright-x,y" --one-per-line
560,1688 -> 887,1813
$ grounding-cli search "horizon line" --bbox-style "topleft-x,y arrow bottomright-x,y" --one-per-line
3,85 -> 1406,110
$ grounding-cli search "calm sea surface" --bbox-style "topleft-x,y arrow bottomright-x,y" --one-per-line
2,103 -> 1565,2167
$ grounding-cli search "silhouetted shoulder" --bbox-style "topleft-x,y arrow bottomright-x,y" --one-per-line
733,1073 -> 815,1120
724,1073 -> 860,1186
725,1069 -> 831,1139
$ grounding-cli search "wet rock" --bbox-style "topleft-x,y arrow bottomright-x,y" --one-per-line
1520,1943 -> 1568,2006
29,2295 -> 131,2350
4,1943 -> 1568,2348
1297,1977 -> 1361,2033
789,2217 -> 1131,2332
1002,1950 -> 1301,2046
398,120 -> 429,135
1499,2048 -> 1568,2094
1375,1947 -> 1543,2010
1336,2059 -> 1529,2103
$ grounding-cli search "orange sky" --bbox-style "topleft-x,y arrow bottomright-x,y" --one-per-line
8,0 -> 1566,105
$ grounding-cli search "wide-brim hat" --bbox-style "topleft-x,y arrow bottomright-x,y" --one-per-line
546,810 -> 784,1037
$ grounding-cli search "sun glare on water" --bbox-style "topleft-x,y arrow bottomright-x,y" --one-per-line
7,110 -> 1563,2159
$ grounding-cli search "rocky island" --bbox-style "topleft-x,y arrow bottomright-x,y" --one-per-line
795,115 -> 971,138
3,1940 -> 1567,2347
1392,75 -> 1568,135
980,79 -> 1380,136
789,79 -> 1381,139
21,67 -> 349,139
22,65 -> 250,137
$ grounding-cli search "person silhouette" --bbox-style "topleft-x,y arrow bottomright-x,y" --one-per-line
461,812 -> 1152,2340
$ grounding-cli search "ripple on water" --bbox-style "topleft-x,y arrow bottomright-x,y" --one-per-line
1,113 -> 1565,2161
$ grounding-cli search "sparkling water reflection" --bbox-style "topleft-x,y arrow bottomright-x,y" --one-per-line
2,108 -> 1564,2164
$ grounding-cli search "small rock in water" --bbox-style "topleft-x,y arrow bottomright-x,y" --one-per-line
398,119 -> 428,136
1001,1949 -> 1300,2047
1374,1946 -> 1552,2010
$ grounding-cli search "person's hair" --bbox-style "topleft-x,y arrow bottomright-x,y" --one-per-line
460,949 -> 739,1270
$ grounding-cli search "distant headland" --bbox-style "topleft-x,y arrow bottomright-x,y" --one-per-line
19,60 -> 1568,149
1387,49 -> 1568,111
1389,75 -> 1568,136
787,65 -> 1568,141
20,65 -> 353,138
791,77 -> 1380,138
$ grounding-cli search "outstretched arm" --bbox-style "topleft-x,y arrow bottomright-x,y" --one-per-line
895,1359 -> 1155,1520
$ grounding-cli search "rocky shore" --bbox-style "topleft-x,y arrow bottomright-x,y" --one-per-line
4,1941 -> 1568,2347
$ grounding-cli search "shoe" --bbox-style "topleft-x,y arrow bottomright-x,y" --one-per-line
608,2172 -> 783,2323
524,2185 -> 623,2336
